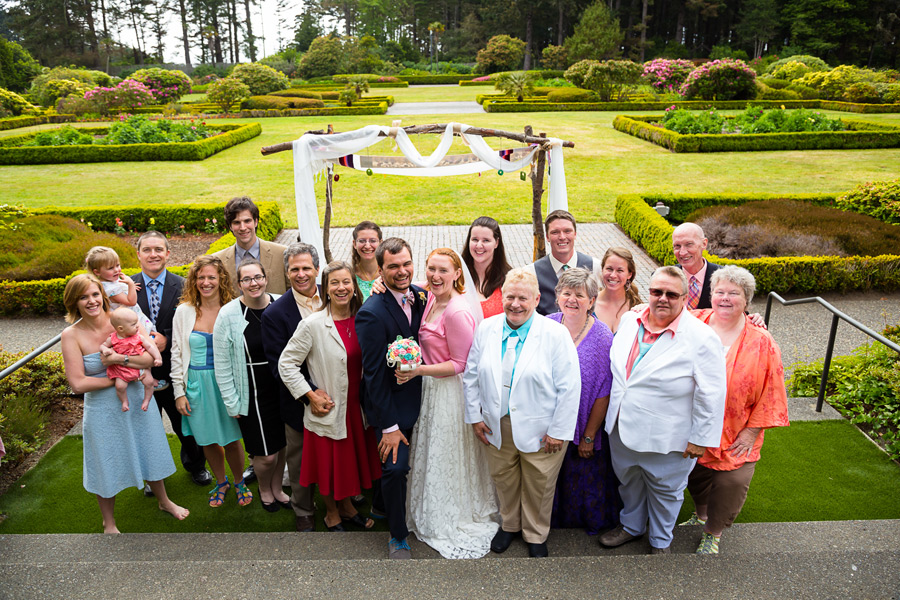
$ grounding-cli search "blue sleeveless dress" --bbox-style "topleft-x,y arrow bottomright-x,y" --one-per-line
180,332 -> 242,446
82,353 -> 175,498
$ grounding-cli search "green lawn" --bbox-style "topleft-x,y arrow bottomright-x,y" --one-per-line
2,106 -> 899,228
0,420 -> 897,534
380,84 -> 489,103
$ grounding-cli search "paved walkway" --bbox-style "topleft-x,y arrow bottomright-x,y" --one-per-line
387,101 -> 484,115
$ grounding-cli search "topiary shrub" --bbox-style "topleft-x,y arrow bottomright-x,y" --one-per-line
642,58 -> 695,93
582,59 -> 643,101
206,77 -> 251,113
230,63 -> 290,95
476,35 -> 527,75
836,179 -> 900,225
128,68 -> 192,103
680,58 -> 757,100
240,95 -> 325,110
546,87 -> 598,102
0,88 -> 41,117
764,55 -> 829,77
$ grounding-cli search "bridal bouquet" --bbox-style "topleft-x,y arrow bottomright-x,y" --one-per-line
386,336 -> 422,372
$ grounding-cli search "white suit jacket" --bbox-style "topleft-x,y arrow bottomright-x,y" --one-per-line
463,313 -> 581,453
605,309 -> 726,454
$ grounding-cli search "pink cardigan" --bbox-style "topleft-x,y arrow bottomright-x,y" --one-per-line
419,294 -> 476,375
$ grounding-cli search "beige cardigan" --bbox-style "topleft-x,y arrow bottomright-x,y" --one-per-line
278,310 -> 357,440
170,303 -> 202,400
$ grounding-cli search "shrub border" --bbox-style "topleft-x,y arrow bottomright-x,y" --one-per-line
0,114 -> 76,131
0,202 -> 284,316
615,194 -> 900,294
611,114 -> 900,152
0,122 -> 262,165
483,99 -> 900,113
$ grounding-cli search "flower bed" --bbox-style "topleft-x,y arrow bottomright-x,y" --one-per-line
0,201 -> 283,316
482,99 -> 900,113
615,194 -> 900,293
0,121 -> 261,164
612,113 -> 900,152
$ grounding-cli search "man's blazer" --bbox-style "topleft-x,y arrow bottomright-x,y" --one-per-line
132,270 -> 184,381
355,285 -> 427,431
463,313 -> 581,453
261,290 -> 309,432
677,261 -> 721,310
211,239 -> 289,295
606,310 -> 727,454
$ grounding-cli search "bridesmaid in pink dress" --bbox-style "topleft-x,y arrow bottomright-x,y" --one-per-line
399,248 -> 500,559
461,217 -> 512,318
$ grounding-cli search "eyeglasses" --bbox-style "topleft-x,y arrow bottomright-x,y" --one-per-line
355,238 -> 380,246
648,288 -> 685,300
239,274 -> 267,285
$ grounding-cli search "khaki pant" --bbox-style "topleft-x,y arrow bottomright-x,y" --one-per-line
687,461 -> 757,532
285,424 -> 314,517
485,416 -> 567,544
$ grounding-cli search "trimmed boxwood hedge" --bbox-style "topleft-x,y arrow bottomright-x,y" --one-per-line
242,95 -> 325,110
615,194 -> 900,294
0,202 -> 283,316
0,122 -> 261,165
484,99 -> 900,113
400,75 -> 476,84
612,114 -> 900,152
0,114 -> 76,131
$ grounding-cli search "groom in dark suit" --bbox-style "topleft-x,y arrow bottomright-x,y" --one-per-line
132,231 -> 209,488
356,237 -> 427,560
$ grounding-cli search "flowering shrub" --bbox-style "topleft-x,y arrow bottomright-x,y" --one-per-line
680,58 -> 757,100
0,89 -> 41,117
27,67 -> 112,106
203,217 -> 219,233
128,68 -> 192,103
729,107 -> 843,133
564,59 -> 598,89
98,115 -> 211,145
230,63 -> 290,95
376,76 -> 401,83
33,79 -> 93,107
764,55 -> 829,77
84,80 -> 155,114
795,65 -> 885,100
642,59 -> 695,93
582,60 -> 643,101
769,60 -> 813,81
836,179 -> 900,225
471,75 -> 492,82
113,217 -> 126,235
206,77 -> 251,113
476,35 -> 527,75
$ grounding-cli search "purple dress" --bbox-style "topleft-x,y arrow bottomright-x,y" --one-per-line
548,313 -> 622,534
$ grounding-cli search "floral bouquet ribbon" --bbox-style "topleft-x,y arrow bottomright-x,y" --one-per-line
386,336 -> 422,372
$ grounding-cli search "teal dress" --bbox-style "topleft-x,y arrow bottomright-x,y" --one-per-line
356,275 -> 375,301
181,332 -> 242,446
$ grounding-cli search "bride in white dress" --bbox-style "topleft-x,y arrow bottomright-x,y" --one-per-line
396,247 -> 499,559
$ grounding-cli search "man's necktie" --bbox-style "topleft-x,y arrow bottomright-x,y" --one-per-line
687,276 -> 700,309
148,279 -> 161,326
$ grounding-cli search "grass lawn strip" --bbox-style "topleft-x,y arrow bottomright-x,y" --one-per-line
2,111 -> 899,227
1,420 -> 896,533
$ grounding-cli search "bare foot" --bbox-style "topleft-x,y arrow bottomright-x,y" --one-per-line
159,499 -> 190,520
103,523 -> 121,534
141,400 -> 150,411
121,403 -> 129,412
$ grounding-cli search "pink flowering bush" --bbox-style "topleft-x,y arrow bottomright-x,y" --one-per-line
472,75 -> 492,82
128,68 -> 192,103
836,178 -> 900,225
642,59 -> 695,93
680,58 -> 757,100
84,80 -> 155,114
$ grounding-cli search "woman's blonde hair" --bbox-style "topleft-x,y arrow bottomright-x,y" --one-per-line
84,246 -> 120,274
63,274 -> 110,323
425,248 -> 465,294
502,268 -> 539,297
180,255 -> 235,312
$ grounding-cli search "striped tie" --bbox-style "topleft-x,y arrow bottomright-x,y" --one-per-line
687,276 -> 700,309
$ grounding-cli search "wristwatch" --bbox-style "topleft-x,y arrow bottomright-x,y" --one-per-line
582,435 -> 593,445
123,355 -> 129,366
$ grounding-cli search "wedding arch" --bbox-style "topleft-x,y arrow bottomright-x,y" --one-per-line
261,122 -> 575,265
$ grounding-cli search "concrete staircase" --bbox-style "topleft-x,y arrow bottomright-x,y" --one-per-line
1,520 -> 899,599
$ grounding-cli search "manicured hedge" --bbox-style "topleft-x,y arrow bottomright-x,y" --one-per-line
0,202 -> 283,316
483,99 -> 900,113
242,95 -> 325,110
0,122 -> 261,165
460,80 -> 495,86
400,75 -> 476,84
0,114 -> 76,130
612,114 -> 900,152
636,193 -> 837,223
615,194 -> 900,293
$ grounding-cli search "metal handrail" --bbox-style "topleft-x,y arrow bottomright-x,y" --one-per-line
0,320 -> 77,382
764,292 -> 900,412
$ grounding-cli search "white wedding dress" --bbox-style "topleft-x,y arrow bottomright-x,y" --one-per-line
406,295 -> 500,559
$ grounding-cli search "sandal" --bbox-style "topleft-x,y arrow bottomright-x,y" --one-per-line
234,479 -> 253,507
341,512 -> 375,529
208,477 -> 230,508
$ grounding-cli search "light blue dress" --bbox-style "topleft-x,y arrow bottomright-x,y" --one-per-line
181,332 -> 242,446
82,353 -> 175,498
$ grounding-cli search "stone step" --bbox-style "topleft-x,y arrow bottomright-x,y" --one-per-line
1,521 -> 898,599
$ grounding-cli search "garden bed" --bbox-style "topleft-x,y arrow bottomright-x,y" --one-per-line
613,114 -> 900,152
615,193 -> 900,293
483,99 -> 900,114
0,122 -> 261,164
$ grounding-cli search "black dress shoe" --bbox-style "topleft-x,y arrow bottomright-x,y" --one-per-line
242,465 -> 257,485
143,483 -> 154,497
190,469 -> 212,486
491,529 -> 520,554
527,542 -> 549,558
295,515 -> 315,532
